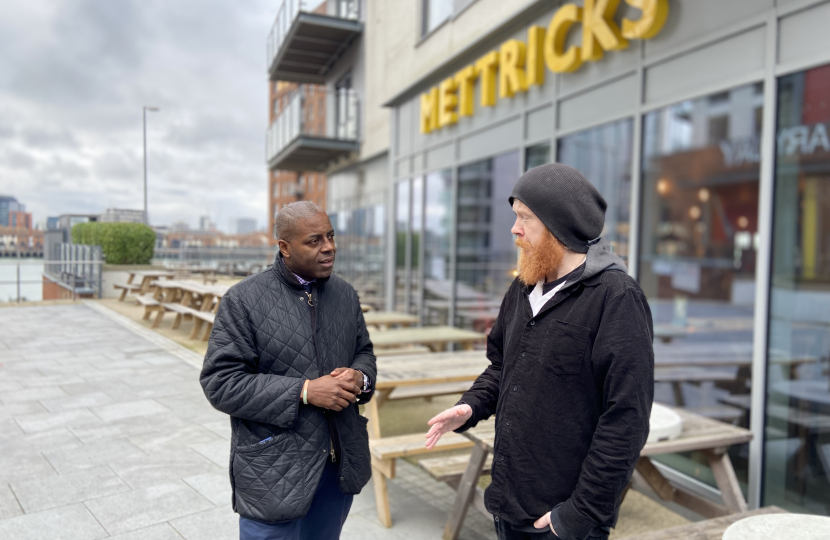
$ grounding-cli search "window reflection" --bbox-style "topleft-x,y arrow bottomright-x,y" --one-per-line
639,83 -> 764,490
395,180 -> 410,313
456,151 -> 520,332
765,63 -> 830,514
424,170 -> 453,325
525,143 -> 551,171
558,118 -> 633,261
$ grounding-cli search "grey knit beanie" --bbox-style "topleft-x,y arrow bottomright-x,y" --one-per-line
509,163 -> 607,254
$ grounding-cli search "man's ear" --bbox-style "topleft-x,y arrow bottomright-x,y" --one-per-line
277,239 -> 290,259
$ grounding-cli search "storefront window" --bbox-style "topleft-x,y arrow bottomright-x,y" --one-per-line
558,118 -> 633,260
424,170 -> 453,325
639,82 -> 763,490
422,0 -> 453,36
395,180 -> 410,313
525,143 -> 551,171
764,63 -> 830,514
456,151 -> 520,331
410,176 -> 425,318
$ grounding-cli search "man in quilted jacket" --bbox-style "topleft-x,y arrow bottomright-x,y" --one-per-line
426,164 -> 654,540
200,201 -> 376,540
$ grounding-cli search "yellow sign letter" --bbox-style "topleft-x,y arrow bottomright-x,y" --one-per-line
438,77 -> 459,127
622,0 -> 669,40
475,51 -> 500,107
582,0 -> 628,62
499,40 -> 528,99
544,4 -> 583,73
526,26 -> 546,87
454,65 -> 479,117
420,87 -> 439,133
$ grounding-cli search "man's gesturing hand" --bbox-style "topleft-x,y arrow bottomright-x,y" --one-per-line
306,376 -> 361,411
425,404 -> 472,449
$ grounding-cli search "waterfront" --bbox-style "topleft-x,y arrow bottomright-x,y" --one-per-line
0,258 -> 43,303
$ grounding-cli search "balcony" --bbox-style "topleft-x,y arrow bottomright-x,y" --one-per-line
267,0 -> 362,84
266,85 -> 359,171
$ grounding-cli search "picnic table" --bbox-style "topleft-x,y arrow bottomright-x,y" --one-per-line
366,350 -> 491,526
149,280 -> 229,340
618,506 -> 786,540
363,311 -> 420,329
442,407 -> 753,540
114,269 -> 176,300
368,326 -> 486,352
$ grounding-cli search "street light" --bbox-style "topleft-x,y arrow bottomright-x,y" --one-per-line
143,106 -> 160,225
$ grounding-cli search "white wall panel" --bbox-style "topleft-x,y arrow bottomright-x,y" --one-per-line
645,27 -> 765,105
425,142 -> 455,171
558,75 -> 637,133
458,117 -> 521,164
779,2 -> 830,68
526,105 -> 554,142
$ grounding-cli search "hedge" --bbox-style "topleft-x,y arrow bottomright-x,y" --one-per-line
72,222 -> 156,264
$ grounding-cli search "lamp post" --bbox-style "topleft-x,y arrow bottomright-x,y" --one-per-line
143,106 -> 160,225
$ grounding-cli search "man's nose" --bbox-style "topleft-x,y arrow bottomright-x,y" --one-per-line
321,238 -> 335,253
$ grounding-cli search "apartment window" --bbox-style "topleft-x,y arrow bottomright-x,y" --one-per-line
422,0 -> 453,36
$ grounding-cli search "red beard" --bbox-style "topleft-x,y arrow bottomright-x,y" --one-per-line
515,232 -> 566,286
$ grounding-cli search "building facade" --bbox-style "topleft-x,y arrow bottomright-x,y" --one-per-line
0,195 -> 26,227
265,0 -> 830,515
380,0 -> 830,516
100,208 -> 146,223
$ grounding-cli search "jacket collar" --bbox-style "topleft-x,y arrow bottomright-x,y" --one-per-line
271,254 -> 330,291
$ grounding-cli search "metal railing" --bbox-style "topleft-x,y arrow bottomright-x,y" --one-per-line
1,253 -> 104,304
266,85 -> 359,163
266,0 -> 360,69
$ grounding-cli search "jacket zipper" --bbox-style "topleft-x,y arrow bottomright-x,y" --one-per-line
306,287 -> 338,464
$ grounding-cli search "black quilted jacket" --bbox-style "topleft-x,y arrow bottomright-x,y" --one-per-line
200,260 -> 376,523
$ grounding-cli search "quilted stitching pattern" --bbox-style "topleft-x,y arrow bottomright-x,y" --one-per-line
200,264 -> 376,523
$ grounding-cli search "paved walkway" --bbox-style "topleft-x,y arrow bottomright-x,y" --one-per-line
0,303 -> 495,540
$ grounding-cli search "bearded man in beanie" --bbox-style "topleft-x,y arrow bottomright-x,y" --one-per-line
427,164 -> 654,540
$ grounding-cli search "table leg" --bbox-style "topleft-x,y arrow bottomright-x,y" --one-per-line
443,442 -> 489,540
462,342 -> 474,351
671,382 -> 686,407
706,449 -> 747,513
364,390 -> 388,439
371,456 -> 395,527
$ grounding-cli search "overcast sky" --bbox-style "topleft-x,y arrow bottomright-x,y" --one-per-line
0,0 -> 274,232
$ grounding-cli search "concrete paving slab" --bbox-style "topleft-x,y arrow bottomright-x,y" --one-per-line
169,505 -> 238,540
0,454 -> 58,485
0,503 -> 108,540
92,399 -> 171,422
0,483 -> 23,520
1,386 -> 69,404
84,481 -> 214,536
182,471 -> 232,506
201,419 -> 231,440
129,423 -> 223,455
39,392 -> 116,413
0,401 -> 48,420
69,415 -> 161,444
15,408 -> 101,433
108,523 -> 186,540
44,438 -> 145,473
189,439 -> 231,468
10,465 -> 130,513
109,450 -> 218,490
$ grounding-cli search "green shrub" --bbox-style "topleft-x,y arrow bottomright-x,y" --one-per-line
72,222 -> 156,264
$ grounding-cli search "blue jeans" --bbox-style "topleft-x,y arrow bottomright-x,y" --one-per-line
239,459 -> 353,540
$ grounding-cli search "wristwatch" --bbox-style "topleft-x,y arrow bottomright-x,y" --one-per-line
359,371 -> 370,392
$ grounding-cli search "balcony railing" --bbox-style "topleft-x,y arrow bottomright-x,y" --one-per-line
266,85 -> 359,171
266,0 -> 362,83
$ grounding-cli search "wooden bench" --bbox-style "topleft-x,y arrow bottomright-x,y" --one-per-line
419,453 -> 493,490
388,381 -> 473,402
157,303 -> 201,330
191,310 -> 216,341
113,283 -> 142,301
374,345 -> 432,357
370,431 -> 474,527
135,295 -> 161,320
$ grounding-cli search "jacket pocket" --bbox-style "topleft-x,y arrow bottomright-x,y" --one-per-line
231,431 -> 301,522
538,320 -> 591,375
340,413 -> 371,493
